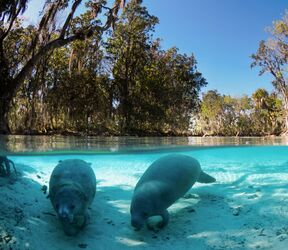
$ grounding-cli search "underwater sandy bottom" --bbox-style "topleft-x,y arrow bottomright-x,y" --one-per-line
1,147 -> 288,250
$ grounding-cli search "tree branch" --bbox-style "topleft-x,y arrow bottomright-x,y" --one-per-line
13,34 -> 82,94
9,0 -> 126,96
0,6 -> 22,42
60,0 -> 82,38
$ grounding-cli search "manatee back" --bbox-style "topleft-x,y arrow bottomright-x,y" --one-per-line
49,159 -> 96,206
135,154 -> 201,192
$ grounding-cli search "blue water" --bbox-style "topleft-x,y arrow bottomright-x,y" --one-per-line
9,145 -> 288,175
2,143 -> 288,250
5,145 -> 287,197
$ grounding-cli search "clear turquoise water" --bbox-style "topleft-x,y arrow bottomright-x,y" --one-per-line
8,144 -> 288,169
1,137 -> 288,249
8,145 -> 288,189
2,136 -> 288,177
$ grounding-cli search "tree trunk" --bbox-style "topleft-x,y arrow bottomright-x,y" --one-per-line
0,93 -> 12,134
0,42 -> 12,134
120,83 -> 131,133
281,93 -> 288,135
0,34 -> 86,135
284,106 -> 288,135
285,115 -> 288,134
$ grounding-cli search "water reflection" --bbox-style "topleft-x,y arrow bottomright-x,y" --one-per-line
0,135 -> 288,154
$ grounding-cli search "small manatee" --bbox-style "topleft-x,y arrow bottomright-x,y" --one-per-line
49,159 -> 96,235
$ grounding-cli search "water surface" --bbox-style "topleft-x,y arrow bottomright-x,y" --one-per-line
1,135 -> 288,154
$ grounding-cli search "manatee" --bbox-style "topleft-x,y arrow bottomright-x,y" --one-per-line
49,159 -> 96,235
130,154 -> 216,230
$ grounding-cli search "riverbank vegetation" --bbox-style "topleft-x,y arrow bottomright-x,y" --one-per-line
195,89 -> 283,136
0,1 -> 287,136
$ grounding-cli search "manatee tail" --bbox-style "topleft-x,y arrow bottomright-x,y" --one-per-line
197,171 -> 216,183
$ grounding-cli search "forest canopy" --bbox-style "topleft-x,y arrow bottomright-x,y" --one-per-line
0,1 -> 287,136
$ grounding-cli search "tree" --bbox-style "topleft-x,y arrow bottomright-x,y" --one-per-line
196,89 -> 284,136
251,10 -> 288,134
105,0 -> 158,133
1,0 -> 207,135
251,88 -> 283,135
252,88 -> 269,109
149,47 -> 207,134
106,0 -> 207,134
8,11 -> 114,134
0,0 -> 126,134
198,90 -> 224,135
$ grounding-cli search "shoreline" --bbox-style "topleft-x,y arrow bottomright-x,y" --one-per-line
1,135 -> 288,156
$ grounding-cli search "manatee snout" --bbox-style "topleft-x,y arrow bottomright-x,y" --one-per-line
57,205 -> 74,223
54,189 -> 80,223
130,199 -> 149,230
131,215 -> 145,230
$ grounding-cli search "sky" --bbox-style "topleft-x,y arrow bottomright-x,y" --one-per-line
23,0 -> 287,96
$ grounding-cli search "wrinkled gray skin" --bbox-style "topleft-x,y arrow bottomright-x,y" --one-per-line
130,154 -> 216,230
49,159 -> 96,236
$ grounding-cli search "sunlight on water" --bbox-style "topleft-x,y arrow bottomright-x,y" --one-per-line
1,136 -> 288,250
7,145 -> 288,198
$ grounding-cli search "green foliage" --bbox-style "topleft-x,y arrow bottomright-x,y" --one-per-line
0,0 -> 128,134
196,89 -> 283,136
105,0 -> 159,133
105,0 -> 207,134
4,1 -> 285,136
251,10 -> 288,133
5,0 -> 207,135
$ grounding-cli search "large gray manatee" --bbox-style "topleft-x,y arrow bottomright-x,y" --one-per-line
49,159 -> 96,236
130,154 -> 216,230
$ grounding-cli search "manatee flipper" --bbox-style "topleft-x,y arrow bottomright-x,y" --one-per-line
197,171 -> 216,183
159,209 -> 169,228
146,210 -> 170,230
79,211 -> 90,229
61,219 -> 79,236
74,214 -> 86,229
61,214 -> 87,236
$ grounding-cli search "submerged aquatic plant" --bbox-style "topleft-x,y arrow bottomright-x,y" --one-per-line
0,156 -> 17,177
